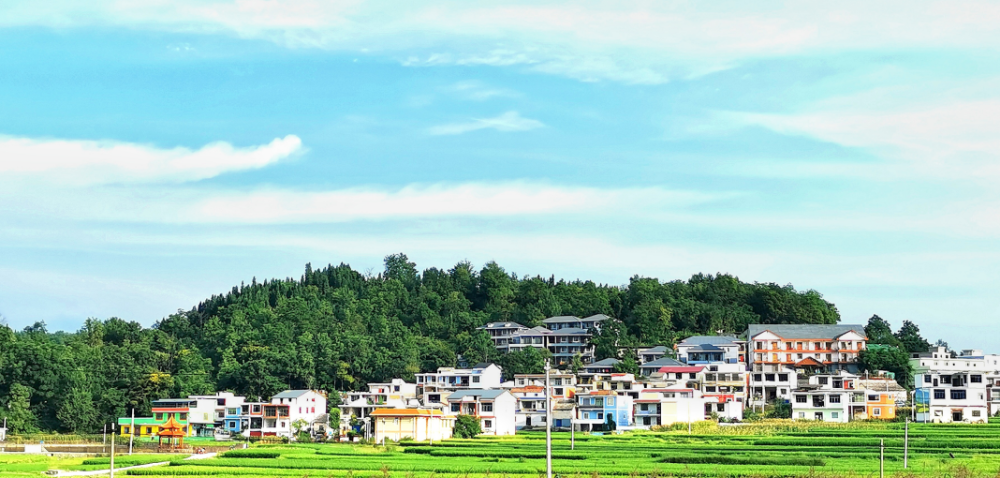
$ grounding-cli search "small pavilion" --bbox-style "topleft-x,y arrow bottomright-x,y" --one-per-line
157,416 -> 186,450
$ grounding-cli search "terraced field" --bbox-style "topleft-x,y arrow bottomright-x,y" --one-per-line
6,421 -> 1000,477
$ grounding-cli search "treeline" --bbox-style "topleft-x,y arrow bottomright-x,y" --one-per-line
0,254 -> 839,433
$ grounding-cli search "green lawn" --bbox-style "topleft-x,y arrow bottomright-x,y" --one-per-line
11,421 -> 1000,478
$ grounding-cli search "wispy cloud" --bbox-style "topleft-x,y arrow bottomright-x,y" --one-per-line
427,111 -> 543,135
447,81 -> 519,101
8,1 -> 1000,83
0,134 -> 302,186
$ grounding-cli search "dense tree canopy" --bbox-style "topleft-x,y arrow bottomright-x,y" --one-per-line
0,254 -> 843,432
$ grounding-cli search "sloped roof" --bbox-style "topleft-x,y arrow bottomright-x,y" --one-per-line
273,390 -> 313,399
795,357 -> 824,367
748,324 -> 866,340
586,358 -> 620,368
478,322 -> 526,329
641,357 -> 685,368
446,389 -> 508,400
582,314 -> 611,322
658,366 -> 704,374
685,344 -> 725,353
638,346 -> 669,353
679,335 -> 741,346
543,315 -> 582,323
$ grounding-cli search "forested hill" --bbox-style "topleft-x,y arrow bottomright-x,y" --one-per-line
0,254 -> 838,433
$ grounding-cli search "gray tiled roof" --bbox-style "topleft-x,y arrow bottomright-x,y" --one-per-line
446,389 -> 508,400
478,322 -> 526,329
640,357 -> 685,368
747,324 -> 866,340
542,315 -> 582,323
679,335 -> 741,345
639,346 -> 669,353
685,344 -> 724,353
586,358 -> 620,368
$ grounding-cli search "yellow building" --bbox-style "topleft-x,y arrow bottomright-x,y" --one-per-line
864,391 -> 897,420
371,408 -> 455,443
117,417 -> 191,437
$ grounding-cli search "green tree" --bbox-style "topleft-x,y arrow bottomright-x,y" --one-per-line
894,320 -> 931,354
56,386 -> 97,433
4,384 -> 38,434
858,345 -> 915,389
613,349 -> 639,375
453,414 -> 482,438
864,315 -> 902,347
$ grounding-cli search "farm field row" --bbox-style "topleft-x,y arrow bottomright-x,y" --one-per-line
5,421 -> 1000,478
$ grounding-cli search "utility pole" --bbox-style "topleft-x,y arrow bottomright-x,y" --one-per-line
128,409 -> 135,455
879,438 -> 884,478
103,424 -> 107,446
109,424 -> 116,478
904,418 -> 909,469
545,359 -> 552,478
570,404 -> 575,451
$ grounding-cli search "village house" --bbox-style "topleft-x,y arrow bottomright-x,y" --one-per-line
575,389 -> 633,431
415,363 -> 503,405
577,358 -> 619,391
371,408 -> 455,443
676,336 -> 744,365
633,387 -> 706,428
272,390 -> 329,436
510,372 -> 576,399
118,398 -> 195,438
748,324 -> 867,405
478,321 -> 528,347
510,385 -> 546,429
912,347 -> 988,423
855,374 -> 906,420
445,389 -> 517,436
790,372 -> 865,423
638,357 -> 689,377
699,362 -> 748,413
340,379 -> 418,435
637,346 -> 669,364
188,392 -> 244,437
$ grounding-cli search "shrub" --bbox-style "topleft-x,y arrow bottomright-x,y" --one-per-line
454,415 -> 482,438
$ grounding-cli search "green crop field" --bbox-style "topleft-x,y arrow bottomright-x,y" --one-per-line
7,421 -> 1000,478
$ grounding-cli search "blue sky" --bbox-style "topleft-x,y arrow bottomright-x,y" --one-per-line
1,1 -> 999,349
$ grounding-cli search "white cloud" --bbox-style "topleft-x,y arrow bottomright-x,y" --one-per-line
0,134 -> 302,186
447,81 -> 518,101
428,111 -> 543,135
7,1 -> 1000,83
729,78 -> 1000,181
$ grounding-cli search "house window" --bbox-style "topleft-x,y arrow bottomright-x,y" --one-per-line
607,397 -> 614,406
798,412 -> 805,418
451,403 -> 460,412
818,377 -> 828,385
597,413 -> 604,420
868,395 -> 879,401
873,408 -> 881,416
924,374 -> 932,384
473,376 -> 480,383
716,404 -> 725,412
830,395 -> 841,404
972,410 -> 982,417
706,386 -> 716,393
155,413 -> 163,420
484,419 -> 492,429
554,388 -> 564,396
951,390 -> 967,400
778,374 -> 788,382
689,373 -> 697,379
640,404 -> 648,411
831,412 -> 839,419
796,395 -> 807,403
972,375 -> 983,383
482,403 -> 493,412
123,426 -> 131,434
179,413 -> 187,420
942,375 -> 952,384
934,389 -> 946,399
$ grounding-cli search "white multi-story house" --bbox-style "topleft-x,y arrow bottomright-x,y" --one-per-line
747,324 -> 866,404
578,358 -> 619,391
446,389 -> 517,436
749,370 -> 798,406
416,364 -> 503,405
637,346 -> 669,364
699,362 -> 748,417
510,373 -> 576,400
677,336 -> 744,365
912,347 -> 988,423
510,385 -> 546,429
791,372 -> 865,423
639,357 -> 689,377
187,392 -> 244,437
272,390 -> 329,435
598,373 -> 644,399
340,379 -> 419,434
478,322 -> 528,347
633,387 -> 706,428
